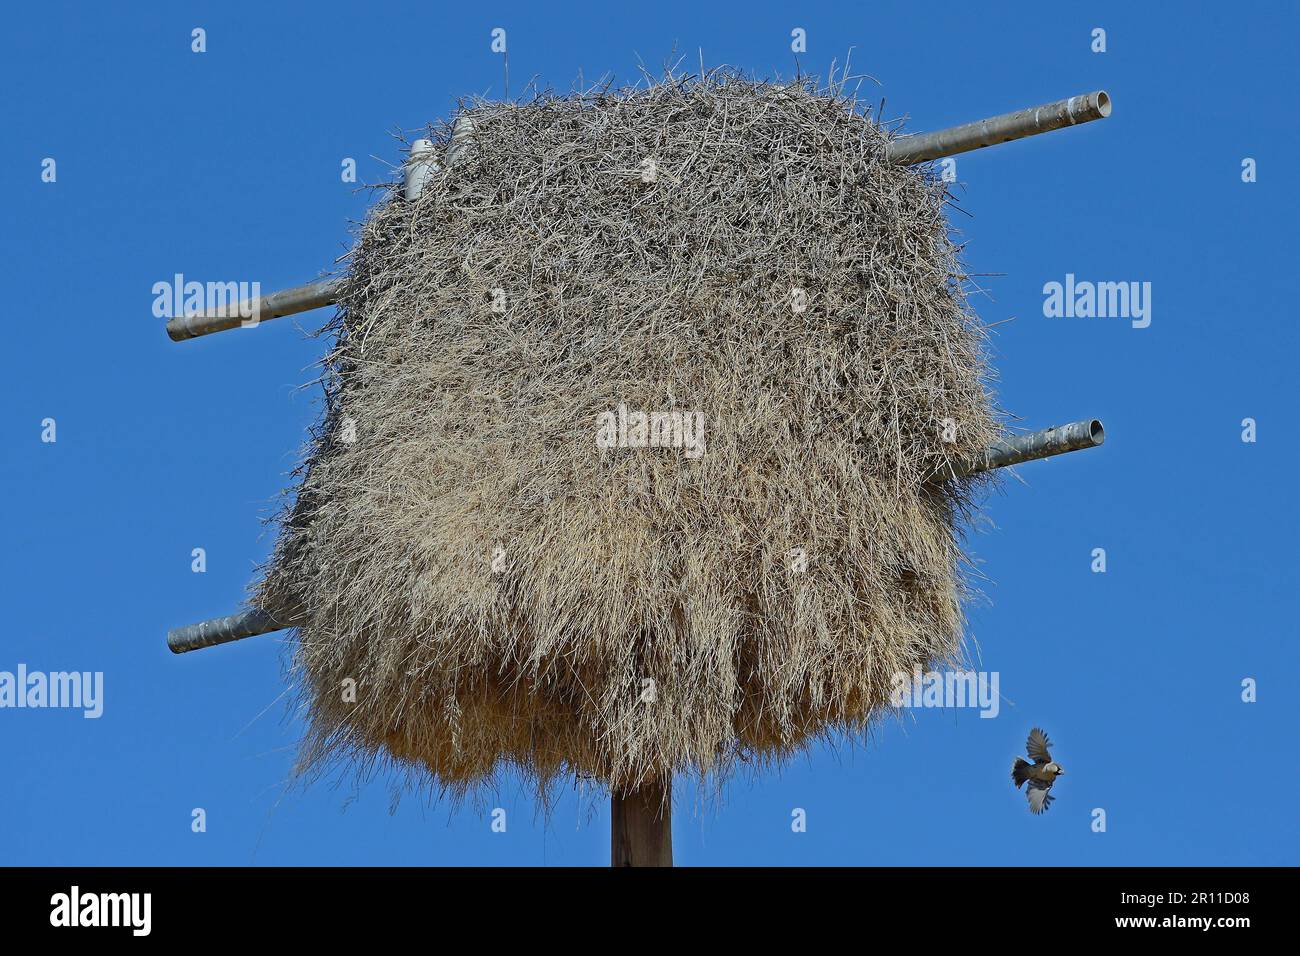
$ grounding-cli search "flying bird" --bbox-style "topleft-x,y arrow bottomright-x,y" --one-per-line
1011,727 -> 1065,814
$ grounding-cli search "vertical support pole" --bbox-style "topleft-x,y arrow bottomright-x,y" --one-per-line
611,774 -> 673,867
404,139 -> 438,201
406,117 -> 473,203
447,116 -> 477,168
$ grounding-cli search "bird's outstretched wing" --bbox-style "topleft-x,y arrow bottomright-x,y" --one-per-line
1026,727 -> 1053,764
1027,785 -> 1055,815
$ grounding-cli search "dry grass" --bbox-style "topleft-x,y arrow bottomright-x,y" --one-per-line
257,71 -> 1000,798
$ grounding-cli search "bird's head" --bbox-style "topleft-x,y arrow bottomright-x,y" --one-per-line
1045,762 -> 1064,778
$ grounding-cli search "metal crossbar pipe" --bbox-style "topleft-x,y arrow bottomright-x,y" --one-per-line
885,91 -> 1111,166
166,117 -> 482,342
948,418 -> 1105,479
166,420 -> 1105,653
167,608 -> 289,654
164,278 -> 342,341
165,98 -> 1109,342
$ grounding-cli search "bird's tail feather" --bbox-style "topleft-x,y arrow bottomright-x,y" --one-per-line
1011,757 -> 1031,788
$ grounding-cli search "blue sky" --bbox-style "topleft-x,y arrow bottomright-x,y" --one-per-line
2,1 -> 1296,865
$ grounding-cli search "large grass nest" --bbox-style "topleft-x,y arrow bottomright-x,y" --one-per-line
258,72 -> 1000,798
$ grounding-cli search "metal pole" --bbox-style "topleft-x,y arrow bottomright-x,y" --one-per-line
947,418 -> 1105,479
611,775 -> 673,867
164,95 -> 1111,343
885,91 -> 1111,166
165,420 -> 1105,652
165,278 -> 342,341
167,117 -> 480,342
166,608 -> 288,654
446,116 -> 477,168
404,139 -> 439,201
163,97 -> 1112,340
